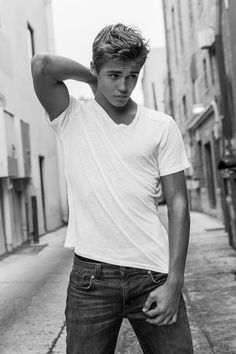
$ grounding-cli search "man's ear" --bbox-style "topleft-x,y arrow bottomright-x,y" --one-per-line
90,62 -> 97,77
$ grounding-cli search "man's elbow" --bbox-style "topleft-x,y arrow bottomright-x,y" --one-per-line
167,195 -> 189,213
31,53 -> 49,76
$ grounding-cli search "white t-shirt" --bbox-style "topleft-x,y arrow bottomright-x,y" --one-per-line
43,96 -> 191,273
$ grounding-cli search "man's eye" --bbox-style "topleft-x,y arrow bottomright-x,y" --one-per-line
128,75 -> 138,79
110,74 -> 119,78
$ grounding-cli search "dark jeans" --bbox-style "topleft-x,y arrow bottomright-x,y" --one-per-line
65,253 -> 193,354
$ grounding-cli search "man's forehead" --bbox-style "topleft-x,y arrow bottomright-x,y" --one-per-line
102,59 -> 142,72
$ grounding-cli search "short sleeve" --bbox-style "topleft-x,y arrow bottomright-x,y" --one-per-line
42,94 -> 79,138
157,116 -> 191,176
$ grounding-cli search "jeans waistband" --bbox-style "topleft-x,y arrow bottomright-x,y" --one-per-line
72,252 -> 157,278
74,253 -> 99,263
73,253 -> 104,279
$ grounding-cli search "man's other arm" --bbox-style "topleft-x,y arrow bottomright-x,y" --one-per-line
143,170 -> 190,325
31,54 -> 96,121
161,170 -> 190,286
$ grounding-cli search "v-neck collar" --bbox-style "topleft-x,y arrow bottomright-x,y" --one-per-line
92,99 -> 140,129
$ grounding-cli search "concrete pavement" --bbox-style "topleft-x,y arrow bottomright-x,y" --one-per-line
0,227 -> 73,354
0,207 -> 236,353
184,212 -> 236,353
158,206 -> 236,354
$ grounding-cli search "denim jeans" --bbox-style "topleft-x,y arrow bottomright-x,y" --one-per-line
65,253 -> 193,354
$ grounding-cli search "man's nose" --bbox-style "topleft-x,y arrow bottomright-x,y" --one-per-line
118,78 -> 127,93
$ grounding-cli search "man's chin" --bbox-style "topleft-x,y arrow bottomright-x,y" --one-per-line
111,97 -> 130,107
112,102 -> 127,108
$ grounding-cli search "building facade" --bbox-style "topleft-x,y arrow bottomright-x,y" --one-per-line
142,47 -> 167,113
142,47 -> 167,203
0,0 -> 68,255
162,0 -> 236,247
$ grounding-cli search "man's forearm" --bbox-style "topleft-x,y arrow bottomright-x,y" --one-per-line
166,199 -> 190,287
33,53 -> 94,84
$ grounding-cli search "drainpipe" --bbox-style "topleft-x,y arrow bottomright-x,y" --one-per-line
162,0 -> 174,117
215,0 -> 233,157
216,0 -> 236,249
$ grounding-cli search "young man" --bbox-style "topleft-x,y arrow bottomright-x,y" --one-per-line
31,23 -> 193,353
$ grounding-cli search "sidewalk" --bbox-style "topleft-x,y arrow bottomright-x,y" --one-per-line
0,226 -> 73,354
183,210 -> 236,353
156,206 -> 236,353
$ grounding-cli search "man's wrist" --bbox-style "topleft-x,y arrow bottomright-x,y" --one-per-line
166,273 -> 184,289
39,54 -> 93,84
87,75 -> 97,86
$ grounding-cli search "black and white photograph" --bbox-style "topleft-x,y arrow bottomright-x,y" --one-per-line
0,0 -> 236,353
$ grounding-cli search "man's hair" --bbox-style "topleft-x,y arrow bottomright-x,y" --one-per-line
92,23 -> 150,72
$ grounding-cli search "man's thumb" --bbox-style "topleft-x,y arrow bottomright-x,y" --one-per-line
142,296 -> 154,312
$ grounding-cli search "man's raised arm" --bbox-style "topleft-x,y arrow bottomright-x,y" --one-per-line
31,54 -> 96,121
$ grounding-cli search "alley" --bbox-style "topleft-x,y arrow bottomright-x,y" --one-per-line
0,207 -> 236,353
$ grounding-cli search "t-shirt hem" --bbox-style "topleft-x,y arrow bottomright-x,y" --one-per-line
70,248 -> 168,273
159,162 -> 191,176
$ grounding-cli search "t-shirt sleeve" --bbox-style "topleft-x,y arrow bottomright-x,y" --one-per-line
42,94 -> 78,139
157,116 -> 191,176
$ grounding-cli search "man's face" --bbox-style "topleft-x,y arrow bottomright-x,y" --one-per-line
92,59 -> 143,107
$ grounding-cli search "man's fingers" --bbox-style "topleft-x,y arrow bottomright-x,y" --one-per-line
146,313 -> 168,325
160,314 -> 173,326
142,292 -> 156,312
163,315 -> 177,326
144,304 -> 165,317
169,312 -> 178,324
146,311 -> 178,326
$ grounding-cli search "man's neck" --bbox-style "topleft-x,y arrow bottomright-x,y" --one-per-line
95,94 -> 137,122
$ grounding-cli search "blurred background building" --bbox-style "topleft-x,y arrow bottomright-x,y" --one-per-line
142,47 -> 167,204
142,47 -> 167,112
0,0 -> 68,256
161,0 -> 236,248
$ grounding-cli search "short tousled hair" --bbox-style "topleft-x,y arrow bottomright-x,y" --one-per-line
92,23 -> 150,73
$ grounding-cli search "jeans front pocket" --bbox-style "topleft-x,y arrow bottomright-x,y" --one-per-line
148,270 -> 168,287
70,266 -> 95,291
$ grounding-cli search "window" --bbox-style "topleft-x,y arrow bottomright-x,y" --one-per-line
151,82 -> 158,110
203,58 -> 208,90
182,95 -> 187,119
190,53 -> 197,103
27,22 -> 35,58
177,0 -> 184,50
171,7 -> 178,65
212,132 -> 221,187
188,0 -> 194,29
178,103 -> 182,124
192,79 -> 197,104
198,0 -> 204,14
209,49 -> 215,85
204,141 -> 216,208
197,141 -> 205,187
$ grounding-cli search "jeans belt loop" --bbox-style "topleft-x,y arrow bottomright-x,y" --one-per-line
95,263 -> 102,280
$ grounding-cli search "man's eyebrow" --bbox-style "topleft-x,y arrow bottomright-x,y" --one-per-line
106,70 -> 122,73
106,70 -> 139,74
